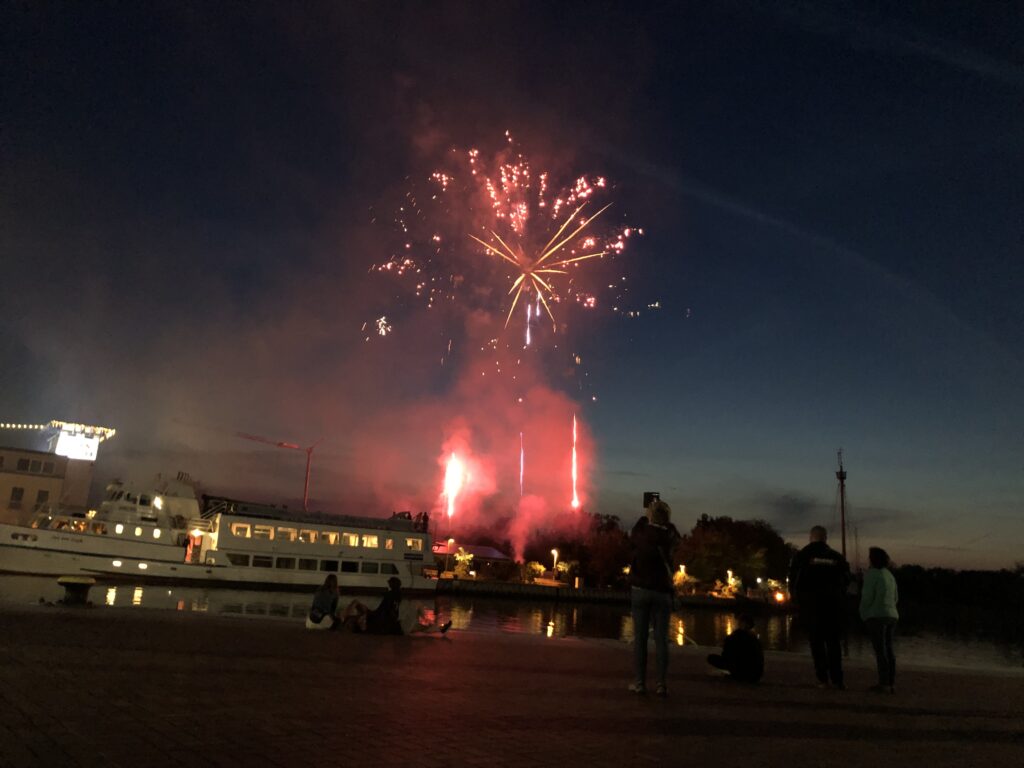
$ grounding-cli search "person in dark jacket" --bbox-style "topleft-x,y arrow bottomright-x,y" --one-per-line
788,525 -> 851,689
628,500 -> 681,696
707,614 -> 764,683
366,576 -> 404,635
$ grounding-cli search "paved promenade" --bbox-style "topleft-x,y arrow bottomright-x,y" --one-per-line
0,604 -> 1021,767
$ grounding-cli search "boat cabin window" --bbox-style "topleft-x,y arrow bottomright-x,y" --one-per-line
139,495 -> 151,507
252,555 -> 273,568
276,527 -> 297,543
320,560 -> 339,572
252,525 -> 274,540
230,523 -> 251,538
299,529 -> 318,544
361,562 -> 379,574
115,523 -> 124,534
381,563 -> 399,574
92,523 -> 107,535
227,553 -> 250,566
361,534 -> 379,549
385,538 -> 394,550
276,557 -> 296,569
405,538 -> 424,551
340,561 -> 359,573
321,531 -> 339,546
70,520 -> 87,533
342,532 -> 359,547
298,558 -> 318,571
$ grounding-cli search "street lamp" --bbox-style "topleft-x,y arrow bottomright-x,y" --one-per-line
446,537 -> 455,574
551,548 -> 559,574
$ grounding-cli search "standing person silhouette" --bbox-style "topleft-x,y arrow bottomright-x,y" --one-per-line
628,500 -> 681,696
788,526 -> 851,689
860,546 -> 899,693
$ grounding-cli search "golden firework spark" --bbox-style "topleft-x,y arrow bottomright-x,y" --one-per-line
470,201 -> 612,329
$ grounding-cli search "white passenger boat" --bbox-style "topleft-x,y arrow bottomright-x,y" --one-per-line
0,473 -> 436,594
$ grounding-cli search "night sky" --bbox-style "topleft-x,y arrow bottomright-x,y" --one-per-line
3,2 -> 1022,569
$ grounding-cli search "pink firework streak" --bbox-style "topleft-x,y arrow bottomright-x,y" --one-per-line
571,413 -> 580,509
444,453 -> 466,519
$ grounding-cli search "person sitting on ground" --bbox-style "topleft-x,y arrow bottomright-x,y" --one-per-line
707,614 -> 764,683
307,574 -> 340,630
339,598 -> 370,633
366,576 -> 405,635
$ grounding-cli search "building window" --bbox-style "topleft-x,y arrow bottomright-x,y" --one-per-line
385,538 -> 394,550
299,529 -> 318,544
35,490 -> 50,508
42,462 -> 54,474
230,523 -> 251,538
276,527 -> 297,543
361,562 -> 380,574
29,460 -> 41,472
252,525 -> 274,540
9,487 -> 24,508
381,563 -> 399,574
16,459 -> 29,471
340,561 -> 359,573
319,560 -> 339,572
298,558 -> 318,571
361,534 -> 379,548
226,553 -> 250,567
405,537 -> 423,551
252,555 -> 273,568
342,532 -> 359,547
275,557 -> 296,569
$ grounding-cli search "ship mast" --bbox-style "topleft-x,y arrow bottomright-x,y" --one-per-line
836,449 -> 847,558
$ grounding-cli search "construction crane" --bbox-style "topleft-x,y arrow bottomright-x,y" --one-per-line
236,432 -> 321,513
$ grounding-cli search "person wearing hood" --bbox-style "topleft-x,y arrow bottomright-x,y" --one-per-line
788,526 -> 851,689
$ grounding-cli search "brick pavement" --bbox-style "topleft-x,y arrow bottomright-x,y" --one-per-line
0,604 -> 1021,767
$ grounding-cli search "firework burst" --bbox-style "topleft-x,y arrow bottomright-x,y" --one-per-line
370,133 -> 642,347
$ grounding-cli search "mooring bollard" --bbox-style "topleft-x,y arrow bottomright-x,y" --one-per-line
57,576 -> 96,606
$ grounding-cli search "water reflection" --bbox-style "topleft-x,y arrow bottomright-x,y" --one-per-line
1,575 -> 1020,671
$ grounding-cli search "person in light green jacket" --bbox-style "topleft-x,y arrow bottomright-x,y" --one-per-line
859,547 -> 899,693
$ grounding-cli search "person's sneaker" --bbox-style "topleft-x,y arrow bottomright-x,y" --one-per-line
439,620 -> 452,635
628,682 -> 647,694
654,683 -> 668,697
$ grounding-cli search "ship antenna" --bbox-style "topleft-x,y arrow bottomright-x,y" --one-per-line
836,449 -> 848,558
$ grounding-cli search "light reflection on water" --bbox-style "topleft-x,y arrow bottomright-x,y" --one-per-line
1,576 -> 1020,671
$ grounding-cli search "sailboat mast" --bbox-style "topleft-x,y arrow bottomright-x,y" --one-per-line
836,449 -> 847,558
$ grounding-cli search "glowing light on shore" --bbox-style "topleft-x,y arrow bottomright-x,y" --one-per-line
444,453 -> 466,519
570,413 -> 580,509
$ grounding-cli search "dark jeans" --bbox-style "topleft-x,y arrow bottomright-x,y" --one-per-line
631,587 -> 672,687
865,617 -> 897,687
806,615 -> 844,686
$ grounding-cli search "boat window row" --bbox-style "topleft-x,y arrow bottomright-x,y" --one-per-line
224,552 -> 401,575
105,489 -> 155,506
227,522 -> 424,552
